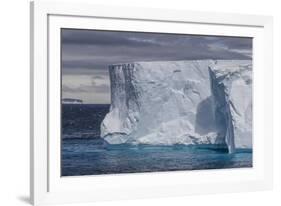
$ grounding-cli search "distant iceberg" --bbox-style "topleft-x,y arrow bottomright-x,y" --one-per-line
62,98 -> 83,104
100,60 -> 252,153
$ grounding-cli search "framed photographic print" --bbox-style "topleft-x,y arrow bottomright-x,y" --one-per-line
30,1 -> 273,205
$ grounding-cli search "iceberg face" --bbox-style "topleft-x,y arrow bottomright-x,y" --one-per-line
100,60 -> 252,152
211,61 -> 252,150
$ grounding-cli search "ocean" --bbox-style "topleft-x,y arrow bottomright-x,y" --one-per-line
62,104 -> 252,176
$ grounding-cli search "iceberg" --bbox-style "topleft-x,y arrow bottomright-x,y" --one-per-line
210,61 -> 252,151
100,60 -> 252,153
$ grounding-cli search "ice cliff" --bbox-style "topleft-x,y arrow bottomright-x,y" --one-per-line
100,60 -> 252,153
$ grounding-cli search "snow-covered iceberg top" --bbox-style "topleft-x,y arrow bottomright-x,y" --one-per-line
100,60 -> 252,153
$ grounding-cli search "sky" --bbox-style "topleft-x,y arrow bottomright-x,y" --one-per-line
61,28 -> 252,104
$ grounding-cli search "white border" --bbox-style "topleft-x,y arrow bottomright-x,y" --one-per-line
31,1 -> 273,205
49,14 -> 263,192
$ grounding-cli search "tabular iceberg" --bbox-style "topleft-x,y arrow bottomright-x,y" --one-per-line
100,60 -> 252,153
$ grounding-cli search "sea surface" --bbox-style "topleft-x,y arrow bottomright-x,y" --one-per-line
62,104 -> 252,176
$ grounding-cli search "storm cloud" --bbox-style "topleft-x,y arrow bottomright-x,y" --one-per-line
61,28 -> 252,103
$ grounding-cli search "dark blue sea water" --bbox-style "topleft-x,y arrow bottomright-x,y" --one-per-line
62,104 -> 252,176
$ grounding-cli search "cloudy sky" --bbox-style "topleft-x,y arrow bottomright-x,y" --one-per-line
62,28 -> 252,104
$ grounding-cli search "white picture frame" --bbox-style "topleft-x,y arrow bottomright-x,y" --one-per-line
30,1 -> 273,205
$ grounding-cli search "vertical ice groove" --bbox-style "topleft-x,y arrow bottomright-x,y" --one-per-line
208,67 -> 235,153
100,63 -> 140,143
211,61 -> 252,150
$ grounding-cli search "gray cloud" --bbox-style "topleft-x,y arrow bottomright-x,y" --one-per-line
62,83 -> 109,94
62,30 -> 252,73
92,75 -> 105,80
62,29 -> 162,47
61,29 -> 252,103
207,36 -> 252,50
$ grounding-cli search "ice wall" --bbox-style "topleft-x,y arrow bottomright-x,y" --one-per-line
211,61 -> 252,150
100,60 -> 252,152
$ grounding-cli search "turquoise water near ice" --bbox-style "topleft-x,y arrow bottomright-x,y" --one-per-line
61,104 -> 252,176
62,138 -> 252,176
